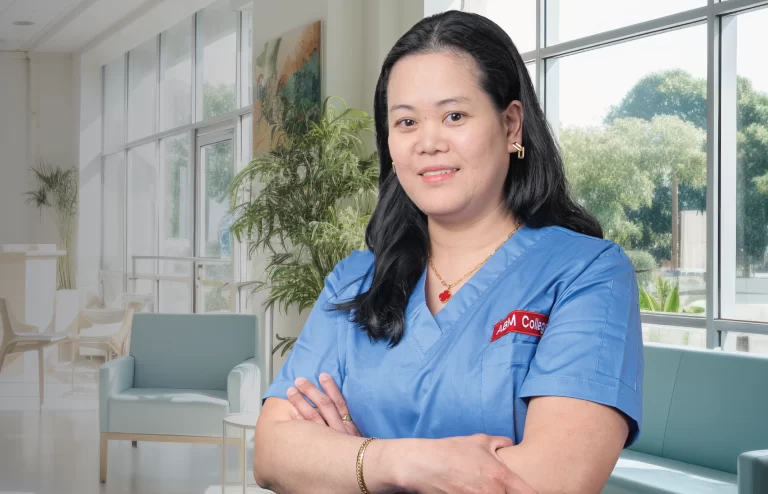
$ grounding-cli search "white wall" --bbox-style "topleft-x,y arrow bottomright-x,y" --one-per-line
0,53 -> 30,245
0,52 -> 75,248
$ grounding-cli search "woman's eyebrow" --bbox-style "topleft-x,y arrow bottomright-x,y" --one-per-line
389,97 -> 470,114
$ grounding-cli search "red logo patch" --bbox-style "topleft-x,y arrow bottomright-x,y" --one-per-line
491,310 -> 549,342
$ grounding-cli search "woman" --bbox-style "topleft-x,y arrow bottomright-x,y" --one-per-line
254,10 -> 643,494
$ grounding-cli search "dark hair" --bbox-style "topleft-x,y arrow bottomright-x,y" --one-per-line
336,10 -> 602,346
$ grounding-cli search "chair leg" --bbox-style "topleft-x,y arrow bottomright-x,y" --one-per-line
100,433 -> 108,483
132,441 -> 137,448
38,348 -> 44,411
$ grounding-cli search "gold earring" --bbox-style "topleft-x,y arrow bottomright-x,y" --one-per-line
512,142 -> 525,160
392,161 -> 397,175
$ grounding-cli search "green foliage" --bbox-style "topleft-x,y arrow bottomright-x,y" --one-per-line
25,160 -> 78,289
625,250 -> 656,287
561,115 -> 706,247
229,96 -> 378,337
639,276 -> 678,313
606,70 -> 768,274
203,83 -> 236,120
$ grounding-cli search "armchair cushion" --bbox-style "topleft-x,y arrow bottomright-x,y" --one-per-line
99,356 -> 135,432
605,450 -> 736,494
738,450 -> 768,494
106,388 -> 229,437
227,357 -> 261,414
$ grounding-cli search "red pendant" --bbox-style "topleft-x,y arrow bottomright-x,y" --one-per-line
439,290 -> 452,303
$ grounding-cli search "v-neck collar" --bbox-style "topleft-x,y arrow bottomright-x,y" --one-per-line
405,225 -> 548,360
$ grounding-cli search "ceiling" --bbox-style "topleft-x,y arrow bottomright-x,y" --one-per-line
0,0 -> 83,51
0,0 -> 154,53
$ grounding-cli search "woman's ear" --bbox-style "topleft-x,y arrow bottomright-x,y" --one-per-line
503,100 -> 524,153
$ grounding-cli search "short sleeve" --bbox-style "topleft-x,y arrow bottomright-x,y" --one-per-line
519,244 -> 644,447
261,259 -> 350,403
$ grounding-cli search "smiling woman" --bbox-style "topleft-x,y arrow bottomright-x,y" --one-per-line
253,10 -> 643,494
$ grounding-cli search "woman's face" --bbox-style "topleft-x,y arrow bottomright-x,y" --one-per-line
387,51 -> 523,223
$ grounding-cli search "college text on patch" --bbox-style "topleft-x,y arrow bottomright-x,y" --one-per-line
491,310 -> 549,341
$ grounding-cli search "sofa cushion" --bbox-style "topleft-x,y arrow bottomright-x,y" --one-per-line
604,450 -> 736,494
107,388 -> 230,437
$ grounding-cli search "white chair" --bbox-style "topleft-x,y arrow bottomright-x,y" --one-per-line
71,301 -> 144,386
0,297 -> 70,410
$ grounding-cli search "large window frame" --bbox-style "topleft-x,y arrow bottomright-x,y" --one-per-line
99,2 -> 253,312
463,0 -> 768,347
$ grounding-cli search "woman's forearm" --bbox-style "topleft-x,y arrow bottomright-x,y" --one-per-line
254,417 -> 404,494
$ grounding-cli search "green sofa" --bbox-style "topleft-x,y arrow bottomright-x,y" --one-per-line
605,343 -> 768,493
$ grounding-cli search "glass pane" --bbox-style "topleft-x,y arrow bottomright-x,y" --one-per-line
241,9 -> 253,108
468,0 -> 536,54
721,332 -> 768,356
103,56 -> 126,151
525,62 -> 536,89
128,142 -> 157,294
720,8 -> 768,323
200,139 -> 234,258
128,37 -> 158,141
240,114 -> 253,171
546,0 -> 705,46
197,0 -> 237,120
642,323 -> 706,349
102,153 -> 125,273
102,274 -> 125,309
160,133 -> 194,313
548,26 -> 708,318
201,263 -> 232,313
161,17 -> 193,131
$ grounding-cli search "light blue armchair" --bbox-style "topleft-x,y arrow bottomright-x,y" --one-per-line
98,313 -> 261,483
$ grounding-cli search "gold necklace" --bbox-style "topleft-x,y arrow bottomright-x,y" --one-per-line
428,223 -> 522,303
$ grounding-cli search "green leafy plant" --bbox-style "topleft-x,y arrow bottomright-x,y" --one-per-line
639,275 -> 704,314
25,160 -> 78,289
229,96 -> 379,355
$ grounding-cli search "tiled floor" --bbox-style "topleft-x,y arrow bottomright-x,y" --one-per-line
0,358 -> 270,494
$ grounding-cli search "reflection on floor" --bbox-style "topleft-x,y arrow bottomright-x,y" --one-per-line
0,358 -> 271,494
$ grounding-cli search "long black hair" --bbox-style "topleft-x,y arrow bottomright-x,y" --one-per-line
336,10 -> 602,346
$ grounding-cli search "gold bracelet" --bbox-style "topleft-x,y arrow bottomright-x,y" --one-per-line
356,437 -> 378,494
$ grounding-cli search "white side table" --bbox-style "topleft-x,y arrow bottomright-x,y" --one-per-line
222,412 -> 260,494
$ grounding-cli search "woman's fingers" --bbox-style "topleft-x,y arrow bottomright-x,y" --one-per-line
286,386 -> 325,426
289,404 -> 303,420
294,377 -> 347,432
318,373 -> 361,436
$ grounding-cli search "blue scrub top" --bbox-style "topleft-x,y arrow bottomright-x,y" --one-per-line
263,225 -> 644,447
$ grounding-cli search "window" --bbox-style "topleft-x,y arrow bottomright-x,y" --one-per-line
241,8 -> 253,108
466,0 -> 536,54
160,133 -> 193,313
196,0 -> 238,120
127,142 -> 158,295
103,56 -> 126,152
128,38 -> 158,141
102,153 -> 125,307
161,17 -> 193,131
545,0 -> 706,45
548,26 -> 708,318
720,7 -> 768,324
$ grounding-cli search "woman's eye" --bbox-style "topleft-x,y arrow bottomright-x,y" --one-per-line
446,112 -> 463,123
398,119 -> 416,128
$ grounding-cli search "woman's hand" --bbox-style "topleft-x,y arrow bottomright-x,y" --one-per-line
287,373 -> 361,437
395,435 -> 536,494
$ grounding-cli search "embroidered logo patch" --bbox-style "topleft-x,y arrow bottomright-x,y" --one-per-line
491,310 -> 549,342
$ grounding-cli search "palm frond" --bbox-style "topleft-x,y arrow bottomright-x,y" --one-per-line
229,96 -> 378,333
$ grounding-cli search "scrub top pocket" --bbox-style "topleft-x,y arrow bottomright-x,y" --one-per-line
480,340 -> 537,443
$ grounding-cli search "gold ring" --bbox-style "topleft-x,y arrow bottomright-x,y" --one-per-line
342,414 -> 352,424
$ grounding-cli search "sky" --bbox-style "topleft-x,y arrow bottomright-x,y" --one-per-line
470,0 -> 768,128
